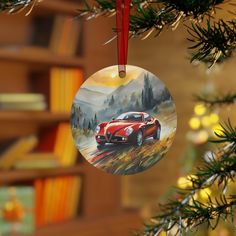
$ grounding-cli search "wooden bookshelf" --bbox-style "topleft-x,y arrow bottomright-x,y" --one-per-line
0,111 -> 69,123
0,164 -> 86,184
17,211 -> 141,236
0,46 -> 85,67
37,0 -> 82,15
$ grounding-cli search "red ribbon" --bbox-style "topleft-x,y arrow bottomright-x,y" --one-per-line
116,0 -> 131,78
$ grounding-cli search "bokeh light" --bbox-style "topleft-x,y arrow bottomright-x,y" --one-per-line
194,104 -> 206,116
189,117 -> 201,130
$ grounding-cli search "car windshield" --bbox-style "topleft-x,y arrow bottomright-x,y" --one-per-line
116,113 -> 142,122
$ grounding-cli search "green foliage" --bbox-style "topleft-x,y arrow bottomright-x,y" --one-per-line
0,0 -> 34,13
139,121 -> 236,235
188,20 -> 236,67
158,0 -> 224,18
212,120 -> 236,145
76,0 -> 236,65
143,196 -> 236,235
196,92 -> 236,106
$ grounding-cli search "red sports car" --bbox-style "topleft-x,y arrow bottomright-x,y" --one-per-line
95,112 -> 161,147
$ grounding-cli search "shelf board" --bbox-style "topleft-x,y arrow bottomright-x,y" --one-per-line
0,46 -> 84,67
0,111 -> 69,123
37,0 -> 82,15
20,211 -> 141,236
0,165 -> 85,184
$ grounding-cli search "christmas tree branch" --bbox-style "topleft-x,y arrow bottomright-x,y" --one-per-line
0,0 -> 36,14
140,121 -> 236,235
195,92 -> 236,106
78,0 -> 236,64
143,195 -> 236,235
188,20 -> 236,66
78,0 -> 225,36
213,120 -> 236,144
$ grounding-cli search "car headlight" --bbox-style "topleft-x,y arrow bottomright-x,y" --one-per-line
125,127 -> 133,136
95,125 -> 100,134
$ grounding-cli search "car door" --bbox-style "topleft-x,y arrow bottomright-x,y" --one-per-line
144,114 -> 156,137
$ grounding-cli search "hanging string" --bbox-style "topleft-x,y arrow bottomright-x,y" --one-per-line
116,0 -> 131,78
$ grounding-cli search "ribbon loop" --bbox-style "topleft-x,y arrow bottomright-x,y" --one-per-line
116,0 -> 131,78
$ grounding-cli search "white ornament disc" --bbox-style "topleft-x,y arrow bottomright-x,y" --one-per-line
71,65 -> 177,175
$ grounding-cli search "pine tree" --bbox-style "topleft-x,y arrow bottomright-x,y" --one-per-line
141,90 -> 144,108
88,121 -> 91,130
135,100 -> 140,110
109,95 -> 115,106
82,118 -> 87,130
93,113 -> 98,128
70,105 -> 76,128
142,74 -> 154,109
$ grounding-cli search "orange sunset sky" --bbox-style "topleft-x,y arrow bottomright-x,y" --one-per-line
83,65 -> 144,88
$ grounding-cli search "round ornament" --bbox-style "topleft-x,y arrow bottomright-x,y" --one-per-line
70,65 -> 177,175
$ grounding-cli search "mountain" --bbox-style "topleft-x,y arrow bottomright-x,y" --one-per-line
74,87 -> 107,106
109,72 -> 165,99
73,100 -> 94,116
85,85 -> 115,94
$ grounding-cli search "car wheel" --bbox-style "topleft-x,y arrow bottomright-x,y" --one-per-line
153,126 -> 161,140
136,130 -> 143,147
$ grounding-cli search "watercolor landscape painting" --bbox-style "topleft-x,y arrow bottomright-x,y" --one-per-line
71,65 -> 177,175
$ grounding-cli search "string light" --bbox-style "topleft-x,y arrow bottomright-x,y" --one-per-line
197,130 -> 209,144
199,188 -> 212,200
209,113 -> 219,124
177,176 -> 191,189
201,115 -> 211,127
194,104 -> 207,116
189,117 -> 201,129
212,124 -> 224,136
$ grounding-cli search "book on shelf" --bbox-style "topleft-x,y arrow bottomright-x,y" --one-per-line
30,15 -> 54,48
35,175 -> 82,227
0,122 -> 78,169
0,186 -> 35,235
0,136 -> 38,170
39,122 -> 78,166
30,14 -> 83,56
50,15 -> 83,56
50,67 -> 84,113
13,153 -> 60,169
0,177 -> 82,234
0,93 -> 47,111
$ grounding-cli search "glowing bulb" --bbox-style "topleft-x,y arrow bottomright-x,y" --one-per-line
209,113 -> 219,124
201,116 -> 211,127
199,188 -> 212,200
194,104 -> 207,116
212,124 -> 223,136
177,176 -> 191,189
197,130 -> 209,144
189,117 -> 201,130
